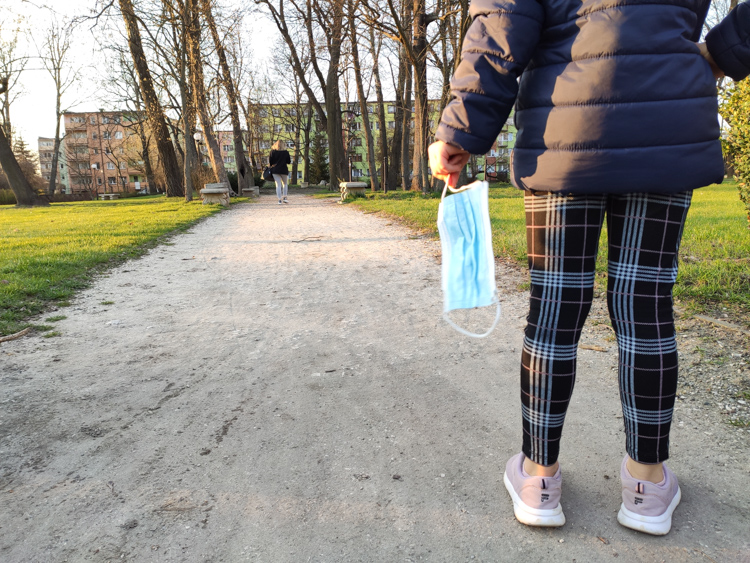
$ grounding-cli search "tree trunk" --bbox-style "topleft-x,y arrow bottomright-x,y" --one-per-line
0,124 -> 48,206
401,57 -> 413,191
181,0 -> 196,202
325,4 -> 346,184
48,117 -> 62,195
411,0 -> 430,192
388,44 -> 407,190
348,1 -> 380,191
200,0 -> 250,192
368,26 -> 389,192
186,2 -> 227,190
119,0 -> 183,197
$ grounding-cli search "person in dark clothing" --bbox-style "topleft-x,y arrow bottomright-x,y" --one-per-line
429,0 -> 750,535
269,140 -> 292,204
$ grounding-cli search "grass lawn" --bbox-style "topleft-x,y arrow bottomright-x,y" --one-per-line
0,196 -> 244,337
343,181 -> 750,317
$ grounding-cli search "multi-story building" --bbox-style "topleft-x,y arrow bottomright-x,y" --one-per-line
37,137 -> 67,193
61,111 -> 150,195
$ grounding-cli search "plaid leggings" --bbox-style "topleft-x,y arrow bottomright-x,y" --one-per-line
521,190 -> 692,466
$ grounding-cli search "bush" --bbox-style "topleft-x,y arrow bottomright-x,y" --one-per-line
720,78 -> 750,227
0,189 -> 17,205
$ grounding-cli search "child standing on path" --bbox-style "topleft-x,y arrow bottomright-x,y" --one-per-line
429,0 -> 750,535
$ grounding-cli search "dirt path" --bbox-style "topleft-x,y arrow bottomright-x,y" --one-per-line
1,192 -> 748,562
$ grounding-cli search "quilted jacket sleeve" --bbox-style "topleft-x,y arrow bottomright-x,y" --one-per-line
435,0 -> 544,155
706,1 -> 750,81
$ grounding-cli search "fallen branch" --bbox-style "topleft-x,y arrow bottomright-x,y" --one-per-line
580,344 -> 608,352
0,327 -> 32,343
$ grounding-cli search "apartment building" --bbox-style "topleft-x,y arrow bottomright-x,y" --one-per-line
61,111 -> 150,195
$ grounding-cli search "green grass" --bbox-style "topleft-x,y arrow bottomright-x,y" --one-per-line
0,195 -> 238,336
347,181 -> 750,315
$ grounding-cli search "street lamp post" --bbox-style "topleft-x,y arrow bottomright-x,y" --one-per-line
91,164 -> 99,198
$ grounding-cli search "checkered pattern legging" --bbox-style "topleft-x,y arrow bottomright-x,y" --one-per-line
521,190 -> 692,466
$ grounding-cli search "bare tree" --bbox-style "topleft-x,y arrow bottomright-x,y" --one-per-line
118,0 -> 184,197
347,0 -> 379,191
367,24 -> 390,191
0,77 -> 48,206
0,15 -> 29,146
255,0 -> 348,184
200,0 -> 251,192
362,0 -> 437,191
37,17 -> 80,195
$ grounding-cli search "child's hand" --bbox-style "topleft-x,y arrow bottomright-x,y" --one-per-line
697,42 -> 724,79
429,141 -> 470,189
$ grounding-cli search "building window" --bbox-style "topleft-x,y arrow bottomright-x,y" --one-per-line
224,156 -> 232,163
108,176 -> 116,184
272,108 -> 280,117
120,176 -> 127,185
120,162 -> 127,169
107,162 -> 115,170
115,131 -> 123,139
388,104 -> 395,114
273,124 -> 281,133
387,121 -> 395,129
259,109 -> 267,118
90,116 -> 97,124
285,124 -> 296,132
286,141 -> 294,149
223,145 -> 232,152
103,131 -> 111,140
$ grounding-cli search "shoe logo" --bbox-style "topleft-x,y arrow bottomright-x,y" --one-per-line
634,497 -> 644,505
541,493 -> 550,502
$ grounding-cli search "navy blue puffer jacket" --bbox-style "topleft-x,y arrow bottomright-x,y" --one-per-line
436,0 -> 750,194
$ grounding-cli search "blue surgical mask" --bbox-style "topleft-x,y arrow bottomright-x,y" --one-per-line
437,180 -> 501,338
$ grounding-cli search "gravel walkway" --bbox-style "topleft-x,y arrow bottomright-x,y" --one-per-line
1,191 -> 748,562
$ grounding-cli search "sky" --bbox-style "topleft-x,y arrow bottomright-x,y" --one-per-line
2,0 -> 270,153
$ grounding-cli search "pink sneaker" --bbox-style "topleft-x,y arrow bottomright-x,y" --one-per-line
617,457 -> 681,535
503,452 -> 565,527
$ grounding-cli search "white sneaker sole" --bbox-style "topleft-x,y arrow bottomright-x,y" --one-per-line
617,486 -> 681,536
503,471 -> 566,527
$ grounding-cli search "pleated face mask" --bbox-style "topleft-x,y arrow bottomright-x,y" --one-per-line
437,180 -> 501,338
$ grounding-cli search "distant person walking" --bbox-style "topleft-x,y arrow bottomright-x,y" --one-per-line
429,0 -> 750,537
269,140 -> 291,205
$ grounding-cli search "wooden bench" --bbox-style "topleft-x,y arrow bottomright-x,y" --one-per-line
98,193 -> 120,200
200,182 -> 230,206
339,182 -> 368,202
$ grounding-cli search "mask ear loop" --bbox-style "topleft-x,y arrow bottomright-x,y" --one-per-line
439,180 -> 501,338
442,300 -> 502,339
